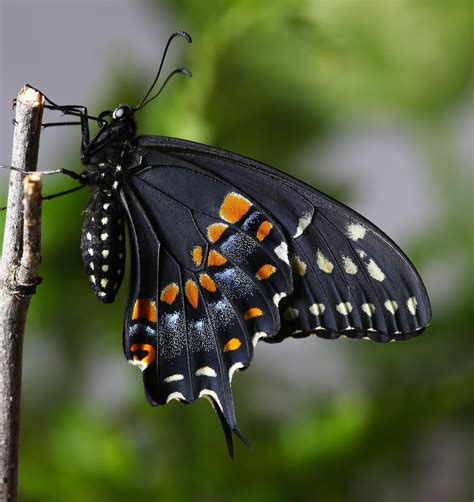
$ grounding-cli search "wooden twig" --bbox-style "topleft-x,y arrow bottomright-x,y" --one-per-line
0,86 -> 44,502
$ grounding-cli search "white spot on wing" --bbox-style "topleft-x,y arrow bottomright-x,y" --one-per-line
89,275 -> 96,284
166,392 -> 186,403
274,242 -> 289,265
384,300 -> 398,315
336,302 -> 353,315
252,331 -> 268,347
101,217 -> 108,225
100,233 -> 108,241
316,249 -> 334,274
407,296 -> 418,315
86,232 -> 92,241
128,359 -> 148,372
342,256 -> 358,275
361,303 -> 375,317
100,278 -> 108,288
361,303 -> 376,317
367,259 -> 385,282
102,265 -> 109,272
309,303 -> 325,316
88,248 -> 94,256
273,292 -> 287,306
347,223 -> 367,241
195,366 -> 217,377
229,362 -> 244,382
199,389 -> 223,412
293,212 -> 312,238
164,374 -> 184,383
102,250 -> 109,258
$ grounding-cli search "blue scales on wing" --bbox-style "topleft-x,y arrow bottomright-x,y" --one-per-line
119,157 -> 293,454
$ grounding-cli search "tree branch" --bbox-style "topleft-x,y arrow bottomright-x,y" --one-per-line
0,86 -> 44,502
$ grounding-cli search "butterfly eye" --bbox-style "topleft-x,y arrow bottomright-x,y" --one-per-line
112,105 -> 133,120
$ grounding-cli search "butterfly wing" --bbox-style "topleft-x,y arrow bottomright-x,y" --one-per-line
120,135 -> 431,451
132,135 -> 431,340
119,153 -> 293,454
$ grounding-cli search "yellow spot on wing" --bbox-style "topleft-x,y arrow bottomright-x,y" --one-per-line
199,273 -> 217,292
224,338 -> 242,351
130,343 -> 155,368
290,255 -> 307,276
207,223 -> 228,243
207,250 -> 227,267
160,283 -> 179,305
256,220 -> 272,241
191,245 -> 203,266
255,264 -> 276,280
244,307 -> 263,320
185,280 -> 199,309
132,298 -> 157,323
219,192 -> 252,224
316,249 -> 334,274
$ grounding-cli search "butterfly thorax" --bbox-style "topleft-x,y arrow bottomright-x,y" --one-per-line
81,113 -> 137,166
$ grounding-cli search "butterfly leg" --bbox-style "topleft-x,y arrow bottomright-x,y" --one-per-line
0,164 -> 83,181
41,121 -> 82,129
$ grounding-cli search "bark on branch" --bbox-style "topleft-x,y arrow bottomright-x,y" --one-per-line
0,86 -> 44,501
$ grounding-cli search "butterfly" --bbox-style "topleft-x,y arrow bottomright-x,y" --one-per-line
33,31 -> 431,456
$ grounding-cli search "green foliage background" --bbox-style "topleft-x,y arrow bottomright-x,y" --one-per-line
2,1 -> 473,500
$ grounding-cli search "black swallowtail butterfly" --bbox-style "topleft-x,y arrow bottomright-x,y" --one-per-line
26,31 -> 432,456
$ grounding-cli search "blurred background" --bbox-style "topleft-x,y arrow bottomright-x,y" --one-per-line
1,1 -> 473,501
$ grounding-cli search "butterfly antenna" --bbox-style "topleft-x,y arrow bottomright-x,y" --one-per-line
135,31 -> 192,110
136,68 -> 192,110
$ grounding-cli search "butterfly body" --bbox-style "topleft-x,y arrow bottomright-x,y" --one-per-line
43,32 -> 431,455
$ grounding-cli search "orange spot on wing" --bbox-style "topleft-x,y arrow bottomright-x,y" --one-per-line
244,307 -> 263,320
185,280 -> 199,309
191,245 -> 203,266
130,343 -> 155,367
256,221 -> 272,241
219,192 -> 252,224
255,264 -> 276,281
160,283 -> 179,305
199,273 -> 217,293
132,298 -> 157,323
224,338 -> 242,352
207,223 -> 228,243
207,250 -> 227,267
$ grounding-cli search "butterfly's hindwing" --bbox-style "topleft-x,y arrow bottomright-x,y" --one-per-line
120,167 -> 293,441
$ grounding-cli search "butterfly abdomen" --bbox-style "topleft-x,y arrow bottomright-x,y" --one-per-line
80,189 -> 126,303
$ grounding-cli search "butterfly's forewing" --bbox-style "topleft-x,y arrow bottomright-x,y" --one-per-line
120,135 -> 431,449
134,136 -> 431,340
